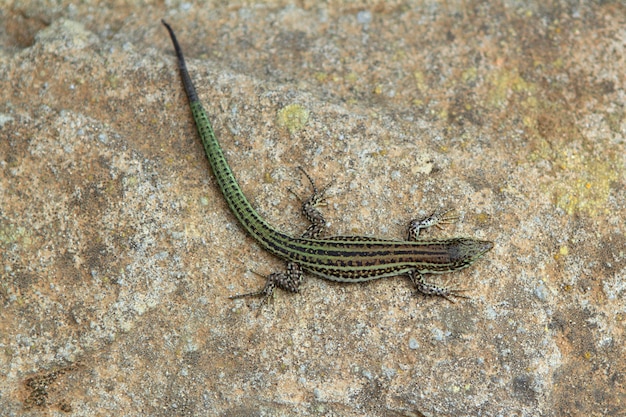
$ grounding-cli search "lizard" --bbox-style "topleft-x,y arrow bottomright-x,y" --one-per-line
161,20 -> 493,306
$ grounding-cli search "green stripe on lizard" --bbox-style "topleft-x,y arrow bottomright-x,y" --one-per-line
162,20 -> 493,305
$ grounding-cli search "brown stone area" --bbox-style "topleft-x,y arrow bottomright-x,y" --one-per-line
1,1 -> 624,415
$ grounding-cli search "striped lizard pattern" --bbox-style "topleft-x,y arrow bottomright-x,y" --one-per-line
162,21 -> 493,305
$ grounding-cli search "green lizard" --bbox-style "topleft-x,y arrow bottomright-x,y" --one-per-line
162,20 -> 493,305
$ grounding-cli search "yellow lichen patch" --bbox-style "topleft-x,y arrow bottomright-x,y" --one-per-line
277,104 -> 310,135
0,224 -> 31,248
461,67 -> 478,84
413,70 -> 428,92
552,157 -> 618,216
554,246 -> 569,261
487,68 -> 536,109
517,82 -> 619,217
345,71 -> 359,84
392,48 -> 407,62
263,171 -> 275,184
474,212 -> 491,225
314,72 -> 328,82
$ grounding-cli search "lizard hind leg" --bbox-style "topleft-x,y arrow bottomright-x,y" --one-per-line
229,262 -> 304,307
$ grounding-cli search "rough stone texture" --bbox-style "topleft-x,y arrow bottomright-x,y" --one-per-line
1,1 -> 625,416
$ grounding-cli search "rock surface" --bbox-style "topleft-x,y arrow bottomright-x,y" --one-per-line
1,2 -> 625,416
